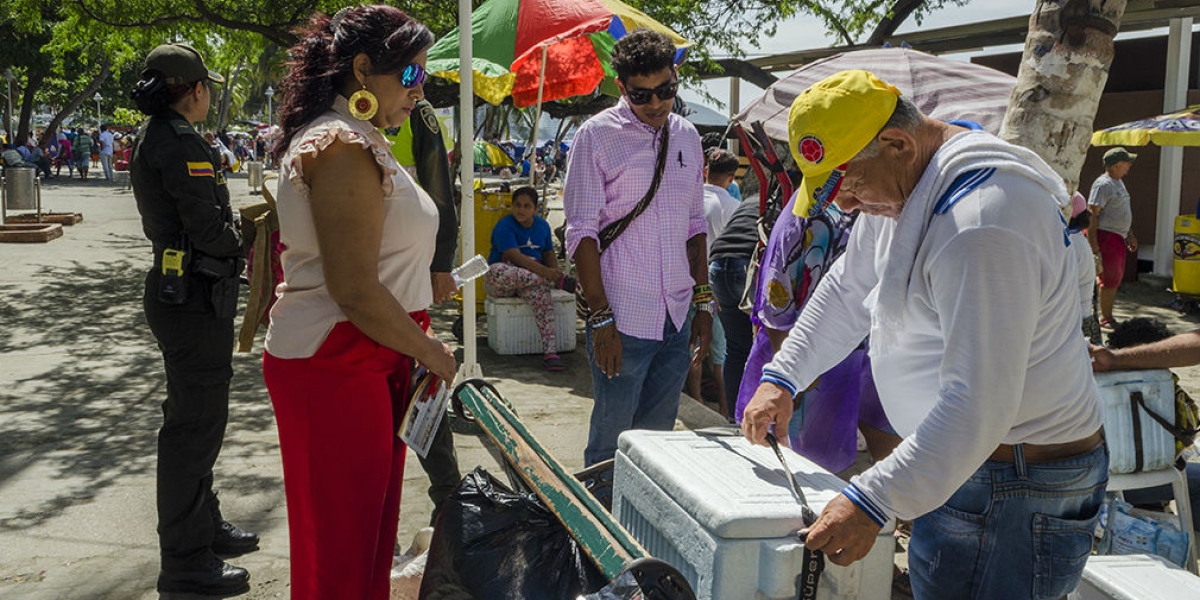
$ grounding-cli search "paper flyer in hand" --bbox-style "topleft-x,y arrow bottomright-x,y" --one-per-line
399,370 -> 450,458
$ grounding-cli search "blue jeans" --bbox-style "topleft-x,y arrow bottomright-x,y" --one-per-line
710,257 -> 752,419
1121,462 -> 1200,532
909,443 -> 1108,600
583,311 -> 691,466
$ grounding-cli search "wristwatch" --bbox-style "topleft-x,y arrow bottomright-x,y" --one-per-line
695,300 -> 716,314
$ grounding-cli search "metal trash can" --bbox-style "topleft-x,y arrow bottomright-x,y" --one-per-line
3,167 -> 39,210
247,161 -> 264,194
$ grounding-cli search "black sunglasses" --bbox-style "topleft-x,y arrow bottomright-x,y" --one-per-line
624,78 -> 679,105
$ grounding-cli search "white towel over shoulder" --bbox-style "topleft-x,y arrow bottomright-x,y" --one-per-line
871,130 -> 1070,354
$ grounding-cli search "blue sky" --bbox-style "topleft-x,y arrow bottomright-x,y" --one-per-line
679,0 -> 1188,113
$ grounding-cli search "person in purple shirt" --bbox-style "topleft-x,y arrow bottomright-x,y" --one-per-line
564,29 -> 711,466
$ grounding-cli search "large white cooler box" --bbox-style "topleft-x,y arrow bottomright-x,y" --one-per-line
1067,554 -> 1200,600
485,289 -> 576,355
1095,369 -> 1177,474
613,430 -> 894,600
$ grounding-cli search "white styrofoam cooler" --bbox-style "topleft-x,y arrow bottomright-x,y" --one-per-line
1066,554 -> 1200,600
485,289 -> 576,355
613,430 -> 894,600
1094,370 -> 1177,474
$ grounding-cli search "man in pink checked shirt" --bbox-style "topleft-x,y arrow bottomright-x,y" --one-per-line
564,29 -> 713,467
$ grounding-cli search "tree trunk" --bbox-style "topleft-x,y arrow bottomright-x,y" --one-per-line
999,0 -> 1127,193
16,70 -> 45,147
40,58 -> 113,150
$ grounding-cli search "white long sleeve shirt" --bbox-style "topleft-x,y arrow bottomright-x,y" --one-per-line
762,168 -> 1102,524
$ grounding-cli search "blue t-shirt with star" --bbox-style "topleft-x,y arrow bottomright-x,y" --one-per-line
489,214 -> 554,264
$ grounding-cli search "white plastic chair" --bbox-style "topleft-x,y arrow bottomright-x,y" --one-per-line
1107,467 -> 1198,574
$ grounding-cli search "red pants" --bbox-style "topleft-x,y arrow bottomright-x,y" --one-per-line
263,315 -> 427,599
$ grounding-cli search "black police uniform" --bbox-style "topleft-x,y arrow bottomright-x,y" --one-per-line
408,100 -> 463,523
131,110 -> 244,571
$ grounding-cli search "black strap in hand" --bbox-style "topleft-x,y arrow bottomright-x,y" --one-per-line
597,123 -> 671,252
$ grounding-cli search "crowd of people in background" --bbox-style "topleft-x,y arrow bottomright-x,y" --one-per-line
1,122 -> 276,183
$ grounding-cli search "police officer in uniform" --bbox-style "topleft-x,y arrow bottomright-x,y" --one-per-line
130,44 -> 257,597
383,99 -> 462,525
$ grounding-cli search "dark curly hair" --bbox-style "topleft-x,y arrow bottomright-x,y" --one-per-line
610,29 -> 676,82
272,4 -> 434,161
701,131 -> 726,150
1107,317 -> 1174,350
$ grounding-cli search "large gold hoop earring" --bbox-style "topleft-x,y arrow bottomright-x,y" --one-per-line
348,87 -> 378,121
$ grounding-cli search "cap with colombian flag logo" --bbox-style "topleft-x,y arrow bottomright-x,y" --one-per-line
788,70 -> 902,217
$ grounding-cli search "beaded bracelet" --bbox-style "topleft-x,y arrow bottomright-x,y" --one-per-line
587,305 -> 614,326
590,316 -> 616,330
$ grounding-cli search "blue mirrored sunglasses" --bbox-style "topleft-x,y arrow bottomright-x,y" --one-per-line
400,63 -> 426,89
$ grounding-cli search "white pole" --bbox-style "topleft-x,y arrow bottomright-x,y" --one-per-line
1153,17 -> 1192,277
458,0 -> 480,377
529,44 -> 548,160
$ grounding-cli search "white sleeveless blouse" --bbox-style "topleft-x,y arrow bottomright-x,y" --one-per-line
265,96 -> 438,358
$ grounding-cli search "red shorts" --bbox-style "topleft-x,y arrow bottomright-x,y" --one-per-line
1096,229 -> 1128,288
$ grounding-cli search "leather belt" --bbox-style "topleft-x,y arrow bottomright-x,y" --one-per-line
988,429 -> 1104,464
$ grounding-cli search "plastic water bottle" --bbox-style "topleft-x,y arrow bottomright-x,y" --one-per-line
451,254 -> 489,288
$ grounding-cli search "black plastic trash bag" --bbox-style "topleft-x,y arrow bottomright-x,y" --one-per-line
419,467 -> 609,600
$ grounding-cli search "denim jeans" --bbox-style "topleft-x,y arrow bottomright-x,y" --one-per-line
583,311 -> 691,466
908,443 -> 1108,600
710,257 -> 752,419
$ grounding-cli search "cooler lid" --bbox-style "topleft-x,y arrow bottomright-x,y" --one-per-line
617,430 -> 858,539
1094,368 -> 1174,387
1081,555 -> 1200,599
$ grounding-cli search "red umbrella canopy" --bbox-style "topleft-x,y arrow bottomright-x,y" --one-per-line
427,0 -> 687,107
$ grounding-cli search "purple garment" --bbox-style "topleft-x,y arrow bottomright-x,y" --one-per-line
736,193 -> 891,473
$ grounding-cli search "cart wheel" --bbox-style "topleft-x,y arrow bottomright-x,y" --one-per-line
452,315 -> 464,343
620,557 -> 696,600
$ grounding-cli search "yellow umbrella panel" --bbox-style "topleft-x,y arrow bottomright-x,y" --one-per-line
1092,104 -> 1200,147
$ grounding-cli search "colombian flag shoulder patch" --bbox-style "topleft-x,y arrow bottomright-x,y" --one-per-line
187,162 -> 215,177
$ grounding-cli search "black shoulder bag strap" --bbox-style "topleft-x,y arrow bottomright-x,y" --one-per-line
596,123 -> 671,252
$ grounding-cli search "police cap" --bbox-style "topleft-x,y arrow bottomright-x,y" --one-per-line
143,44 -> 225,86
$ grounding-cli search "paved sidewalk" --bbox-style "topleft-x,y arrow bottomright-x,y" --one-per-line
4,171 -> 1197,598
0,171 -> 726,599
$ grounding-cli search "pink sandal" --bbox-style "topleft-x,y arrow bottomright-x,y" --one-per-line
543,353 -> 565,371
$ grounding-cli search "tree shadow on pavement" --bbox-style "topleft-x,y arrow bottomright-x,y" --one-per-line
0,249 -> 280,531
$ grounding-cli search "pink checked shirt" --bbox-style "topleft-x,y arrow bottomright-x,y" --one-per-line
564,98 -> 706,340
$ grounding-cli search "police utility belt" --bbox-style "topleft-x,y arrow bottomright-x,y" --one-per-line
158,244 -> 244,309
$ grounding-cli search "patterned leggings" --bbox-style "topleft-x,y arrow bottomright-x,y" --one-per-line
484,262 -> 556,355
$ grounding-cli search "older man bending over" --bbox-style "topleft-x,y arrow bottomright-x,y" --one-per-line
742,70 -> 1106,600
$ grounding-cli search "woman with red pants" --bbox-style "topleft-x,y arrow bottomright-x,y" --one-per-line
263,6 -> 453,598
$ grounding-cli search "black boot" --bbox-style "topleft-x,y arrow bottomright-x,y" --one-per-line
211,521 -> 260,557
208,491 -> 259,556
157,555 -> 250,596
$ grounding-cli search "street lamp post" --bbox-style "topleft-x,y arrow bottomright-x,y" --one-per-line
93,92 -> 102,130
265,86 -> 274,126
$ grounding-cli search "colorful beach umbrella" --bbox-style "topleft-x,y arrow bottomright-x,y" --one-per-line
473,140 -> 516,167
426,0 -> 688,107
1091,104 -> 1200,147
734,48 -> 1017,142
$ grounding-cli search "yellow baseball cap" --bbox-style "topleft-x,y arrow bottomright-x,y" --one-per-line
788,70 -> 901,216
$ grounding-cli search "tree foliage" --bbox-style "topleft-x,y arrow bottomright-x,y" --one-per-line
1,0 -> 979,142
